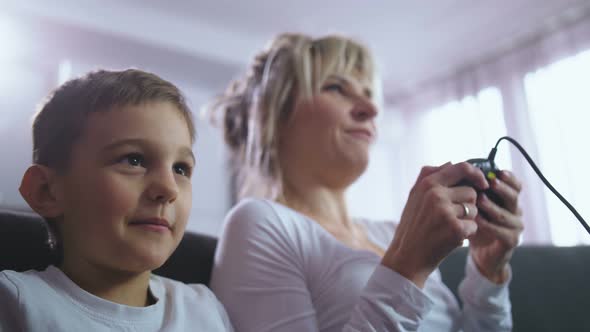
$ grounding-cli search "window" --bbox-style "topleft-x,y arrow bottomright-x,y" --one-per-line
524,49 -> 590,246
415,87 -> 511,169
370,87 -> 511,223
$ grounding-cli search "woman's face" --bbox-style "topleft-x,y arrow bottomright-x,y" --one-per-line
278,72 -> 378,189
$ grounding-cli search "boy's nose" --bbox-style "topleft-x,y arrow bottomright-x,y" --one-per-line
147,169 -> 179,204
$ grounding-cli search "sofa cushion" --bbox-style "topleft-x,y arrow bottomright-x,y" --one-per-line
0,209 -> 57,271
439,246 -> 590,332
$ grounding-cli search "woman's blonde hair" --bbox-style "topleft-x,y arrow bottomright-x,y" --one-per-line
208,33 -> 375,200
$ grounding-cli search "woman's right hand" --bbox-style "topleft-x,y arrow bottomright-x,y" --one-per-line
382,162 -> 489,288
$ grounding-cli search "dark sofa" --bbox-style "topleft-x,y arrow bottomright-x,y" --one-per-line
1,208 -> 589,331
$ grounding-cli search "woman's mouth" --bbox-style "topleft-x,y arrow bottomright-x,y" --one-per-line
345,129 -> 375,143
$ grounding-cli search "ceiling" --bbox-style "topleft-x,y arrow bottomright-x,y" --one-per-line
4,0 -> 590,101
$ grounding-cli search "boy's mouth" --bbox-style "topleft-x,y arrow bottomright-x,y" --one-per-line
129,218 -> 172,232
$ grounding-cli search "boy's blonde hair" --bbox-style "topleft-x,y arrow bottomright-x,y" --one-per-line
32,69 -> 195,258
209,33 -> 375,200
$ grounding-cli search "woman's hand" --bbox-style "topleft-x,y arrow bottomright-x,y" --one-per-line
469,170 -> 524,284
382,162 -> 489,288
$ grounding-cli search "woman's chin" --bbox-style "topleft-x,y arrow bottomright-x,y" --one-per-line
344,150 -> 370,172
352,161 -> 370,180
330,154 -> 369,186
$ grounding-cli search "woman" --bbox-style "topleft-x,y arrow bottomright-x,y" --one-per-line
209,33 -> 523,331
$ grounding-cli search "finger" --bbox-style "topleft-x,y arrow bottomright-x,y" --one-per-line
475,215 -> 521,249
498,170 -> 523,193
489,177 -> 520,213
449,186 -> 478,204
478,194 -> 524,230
446,215 -> 479,239
458,218 -> 478,238
428,162 -> 488,190
416,163 -> 450,182
455,202 -> 478,220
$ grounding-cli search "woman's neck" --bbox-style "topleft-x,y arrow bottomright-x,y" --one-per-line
279,178 -> 385,257
60,256 -> 153,307
280,181 -> 353,230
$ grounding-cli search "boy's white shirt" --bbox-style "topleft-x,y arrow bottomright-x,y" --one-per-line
0,265 -> 234,331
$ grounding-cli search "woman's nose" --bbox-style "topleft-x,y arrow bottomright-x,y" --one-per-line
351,99 -> 378,122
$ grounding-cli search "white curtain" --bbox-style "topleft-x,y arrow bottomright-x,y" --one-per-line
386,12 -> 590,245
523,49 -> 590,245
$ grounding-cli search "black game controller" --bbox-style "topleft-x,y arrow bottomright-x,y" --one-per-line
460,158 -> 504,209
469,136 -> 590,235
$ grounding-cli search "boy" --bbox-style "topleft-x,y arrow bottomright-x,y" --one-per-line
0,69 -> 233,331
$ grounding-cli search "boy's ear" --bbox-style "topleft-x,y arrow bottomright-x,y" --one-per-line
19,165 -> 64,218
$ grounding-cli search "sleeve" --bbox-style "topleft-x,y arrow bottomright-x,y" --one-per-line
210,200 -> 435,332
345,264 -> 434,331
0,272 -> 26,332
215,297 -> 235,332
458,254 -> 513,332
206,285 -> 236,332
187,284 -> 235,332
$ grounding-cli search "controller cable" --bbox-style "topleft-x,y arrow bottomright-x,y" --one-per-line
487,136 -> 590,235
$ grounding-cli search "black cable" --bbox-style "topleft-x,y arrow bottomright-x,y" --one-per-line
489,136 -> 590,235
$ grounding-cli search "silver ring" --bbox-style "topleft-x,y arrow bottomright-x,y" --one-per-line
461,203 -> 470,218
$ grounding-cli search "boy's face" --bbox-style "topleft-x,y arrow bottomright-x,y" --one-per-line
56,102 -> 194,273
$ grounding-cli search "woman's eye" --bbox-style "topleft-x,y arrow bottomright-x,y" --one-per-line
119,153 -> 145,167
173,163 -> 192,177
323,83 -> 345,94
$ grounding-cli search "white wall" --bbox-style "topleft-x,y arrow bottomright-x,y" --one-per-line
0,63 -> 49,209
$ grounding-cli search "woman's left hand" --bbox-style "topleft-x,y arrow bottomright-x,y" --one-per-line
469,170 -> 524,284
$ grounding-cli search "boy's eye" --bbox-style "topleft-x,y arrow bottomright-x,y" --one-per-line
119,153 -> 145,167
173,162 -> 192,177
